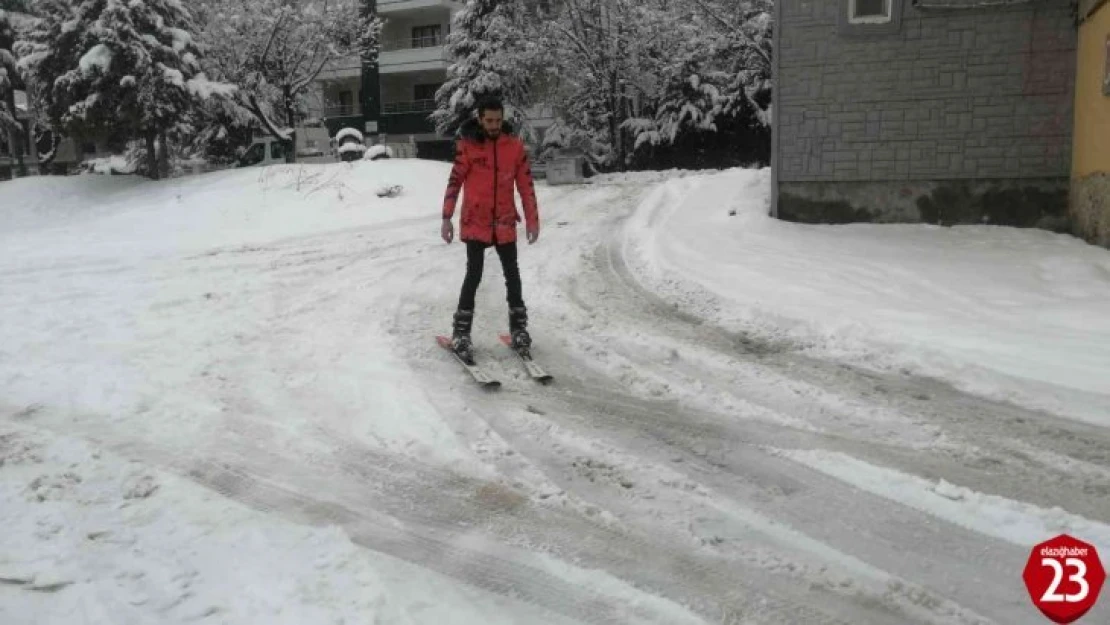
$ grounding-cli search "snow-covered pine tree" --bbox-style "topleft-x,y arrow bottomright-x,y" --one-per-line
431,0 -> 537,139
625,69 -> 723,152
0,8 -> 26,175
620,4 -> 738,162
16,0 -> 232,179
686,0 -> 772,126
538,0 -> 770,170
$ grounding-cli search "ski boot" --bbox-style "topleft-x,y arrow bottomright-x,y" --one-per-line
508,306 -> 531,355
451,309 -> 475,363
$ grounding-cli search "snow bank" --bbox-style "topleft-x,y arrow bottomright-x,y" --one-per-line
0,161 -> 477,473
621,168 -> 1110,425
0,160 -> 444,260
80,155 -> 135,176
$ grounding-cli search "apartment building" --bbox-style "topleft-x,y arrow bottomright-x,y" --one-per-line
310,0 -> 554,161
309,0 -> 462,160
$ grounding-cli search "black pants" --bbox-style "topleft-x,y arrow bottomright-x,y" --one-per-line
457,240 -> 524,311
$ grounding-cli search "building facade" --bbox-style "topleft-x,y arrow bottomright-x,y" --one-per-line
309,0 -> 555,162
1071,0 -> 1110,246
310,0 -> 461,160
772,0 -> 1078,231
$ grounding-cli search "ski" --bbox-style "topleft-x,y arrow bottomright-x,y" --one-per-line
436,336 -> 501,389
499,334 -> 554,384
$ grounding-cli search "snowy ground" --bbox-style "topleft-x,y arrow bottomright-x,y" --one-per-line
2,160 -> 1108,624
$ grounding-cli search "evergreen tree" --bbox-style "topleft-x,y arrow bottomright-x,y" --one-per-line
687,0 -> 772,126
0,8 -> 25,175
431,0 -> 537,138
17,0 -> 231,179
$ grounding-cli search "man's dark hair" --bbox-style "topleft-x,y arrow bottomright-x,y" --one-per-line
476,97 -> 504,117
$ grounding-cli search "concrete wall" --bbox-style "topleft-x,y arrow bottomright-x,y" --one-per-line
1071,0 -> 1110,247
776,0 -> 1077,229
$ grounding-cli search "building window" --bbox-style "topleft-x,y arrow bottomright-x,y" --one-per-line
412,25 -> 442,49
414,84 -> 439,102
840,0 -> 901,35
848,0 -> 892,23
849,0 -> 892,23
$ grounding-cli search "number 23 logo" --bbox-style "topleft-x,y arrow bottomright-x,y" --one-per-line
1041,558 -> 1090,603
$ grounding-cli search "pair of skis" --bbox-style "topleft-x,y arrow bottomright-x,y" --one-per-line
435,334 -> 553,388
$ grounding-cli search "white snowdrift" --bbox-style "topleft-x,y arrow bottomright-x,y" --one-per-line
621,168 -> 1110,426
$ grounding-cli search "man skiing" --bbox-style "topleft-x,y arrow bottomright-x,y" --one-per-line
441,97 -> 540,360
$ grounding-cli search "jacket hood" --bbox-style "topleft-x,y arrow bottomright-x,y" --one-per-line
460,117 -> 516,141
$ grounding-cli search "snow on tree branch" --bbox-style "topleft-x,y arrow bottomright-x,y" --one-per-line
193,0 -> 380,158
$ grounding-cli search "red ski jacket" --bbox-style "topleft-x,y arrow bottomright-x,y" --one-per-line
442,120 -> 539,245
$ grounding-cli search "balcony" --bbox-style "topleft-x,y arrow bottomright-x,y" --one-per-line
379,34 -> 448,74
323,104 -> 363,118
381,99 -> 435,115
380,100 -> 437,134
316,56 -> 362,81
377,0 -> 461,14
382,34 -> 444,52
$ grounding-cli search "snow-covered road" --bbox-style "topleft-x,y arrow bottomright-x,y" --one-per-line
2,161 -> 1108,624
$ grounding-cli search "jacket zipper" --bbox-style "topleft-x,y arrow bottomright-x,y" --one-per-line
492,137 -> 498,243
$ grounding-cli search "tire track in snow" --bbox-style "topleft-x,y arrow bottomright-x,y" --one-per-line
13,405 -> 883,625
475,179 -> 1109,623
379,183 -> 998,624
579,190 -> 1110,522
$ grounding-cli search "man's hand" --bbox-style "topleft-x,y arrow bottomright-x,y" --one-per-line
441,219 -> 454,244
526,223 -> 539,245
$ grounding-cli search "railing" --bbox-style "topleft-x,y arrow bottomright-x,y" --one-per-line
323,104 -> 362,118
380,34 -> 445,52
378,0 -> 461,9
381,100 -> 436,114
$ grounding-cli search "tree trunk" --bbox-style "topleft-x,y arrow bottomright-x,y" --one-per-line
157,130 -> 171,179
3,89 -> 25,176
145,132 -> 159,180
283,86 -> 297,163
608,73 -> 624,171
15,121 -> 26,177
